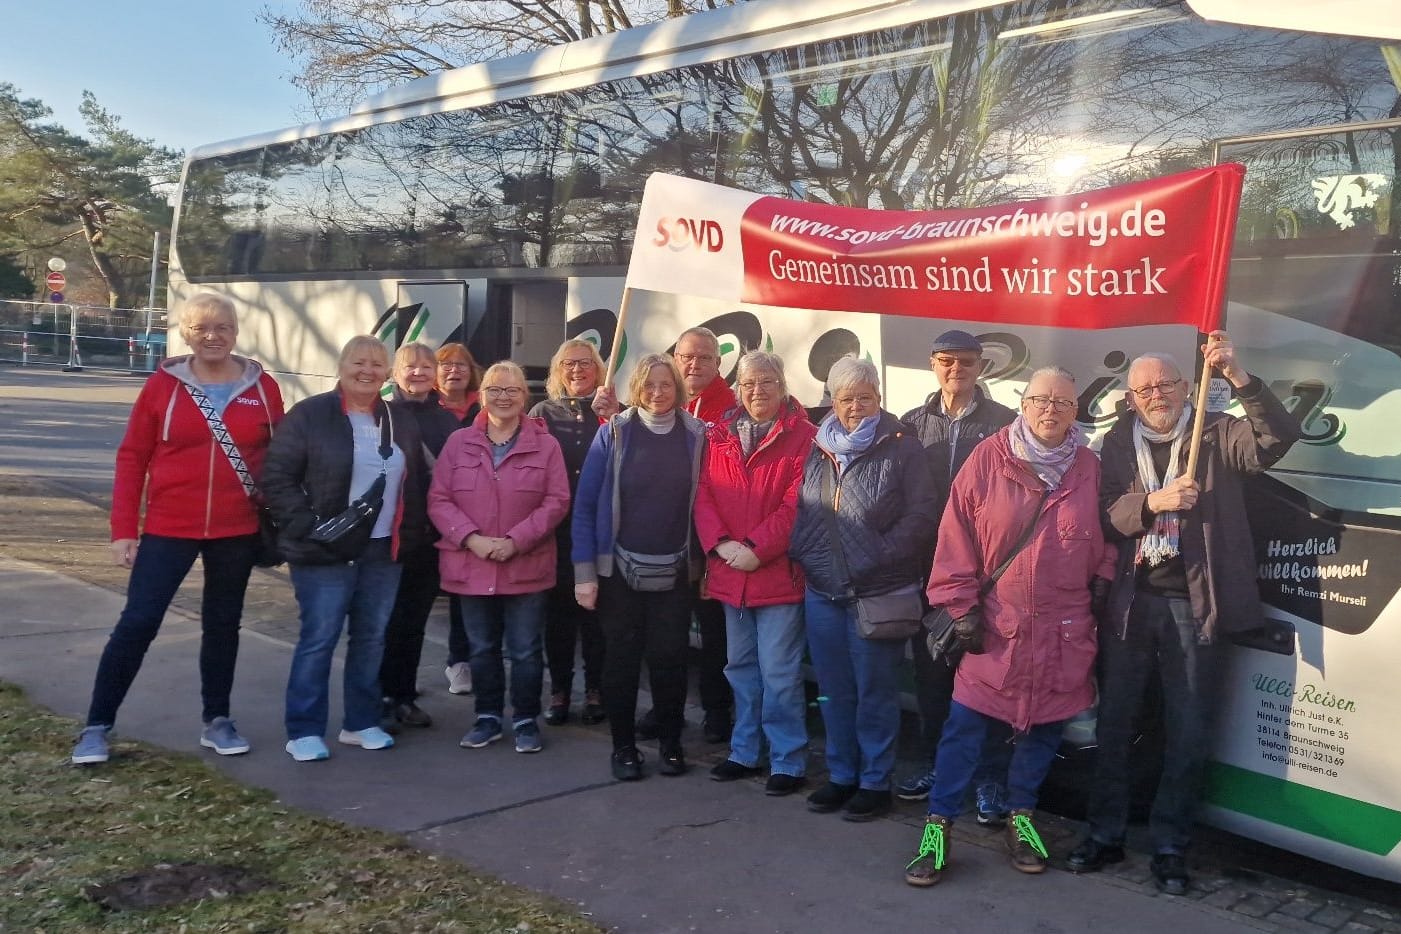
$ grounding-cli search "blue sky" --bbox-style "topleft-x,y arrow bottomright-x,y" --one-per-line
0,1 -> 311,153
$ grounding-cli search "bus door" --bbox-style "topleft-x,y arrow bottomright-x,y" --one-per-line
484,280 -> 567,387
393,279 -> 469,348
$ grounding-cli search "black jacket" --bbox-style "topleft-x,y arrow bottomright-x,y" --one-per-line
788,412 -> 938,601
900,386 -> 1017,520
390,386 -> 464,459
262,389 -> 430,565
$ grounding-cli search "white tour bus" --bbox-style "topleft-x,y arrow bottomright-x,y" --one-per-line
168,0 -> 1401,881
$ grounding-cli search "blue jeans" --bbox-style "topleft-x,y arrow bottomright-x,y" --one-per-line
928,701 -> 1064,819
86,532 -> 258,727
459,590 -> 548,722
723,601 -> 808,776
1087,591 -> 1225,854
285,539 -> 402,739
804,588 -> 903,790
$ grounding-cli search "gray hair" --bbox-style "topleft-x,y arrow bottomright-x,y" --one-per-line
826,354 -> 880,398
675,326 -> 720,354
179,292 -> 237,336
1028,365 -> 1076,386
1128,352 -> 1184,382
735,350 -> 787,399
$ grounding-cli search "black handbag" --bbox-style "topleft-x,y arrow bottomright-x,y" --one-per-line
820,460 -> 922,641
303,412 -> 394,562
926,487 -> 1052,667
185,382 -> 284,568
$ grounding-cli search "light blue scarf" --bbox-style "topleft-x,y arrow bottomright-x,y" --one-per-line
817,412 -> 881,473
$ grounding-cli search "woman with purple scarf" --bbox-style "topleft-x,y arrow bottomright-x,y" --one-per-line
905,366 -> 1114,887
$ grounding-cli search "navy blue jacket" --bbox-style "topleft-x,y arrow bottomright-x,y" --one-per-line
900,386 -> 1016,521
788,412 -> 938,601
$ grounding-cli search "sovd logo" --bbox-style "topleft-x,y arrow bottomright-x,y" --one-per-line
652,217 -> 725,252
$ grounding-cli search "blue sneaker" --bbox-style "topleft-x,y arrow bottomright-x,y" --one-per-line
895,764 -> 937,801
71,725 -> 110,765
337,727 -> 395,750
461,716 -> 503,748
975,782 -> 1009,827
200,717 -> 251,756
514,719 -> 542,754
285,736 -> 330,762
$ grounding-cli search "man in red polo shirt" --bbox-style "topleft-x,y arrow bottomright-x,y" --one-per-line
594,326 -> 736,742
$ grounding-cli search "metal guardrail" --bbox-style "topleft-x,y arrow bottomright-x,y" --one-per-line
0,300 -> 168,373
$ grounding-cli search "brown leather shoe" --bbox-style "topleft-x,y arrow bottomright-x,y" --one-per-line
905,815 -> 951,887
1006,809 -> 1048,874
543,692 -> 569,726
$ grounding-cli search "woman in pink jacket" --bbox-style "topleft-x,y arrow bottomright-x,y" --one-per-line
428,361 -> 569,754
905,366 -> 1114,887
695,351 -> 817,797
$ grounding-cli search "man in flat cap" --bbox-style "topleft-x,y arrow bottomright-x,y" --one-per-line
896,329 -> 1017,818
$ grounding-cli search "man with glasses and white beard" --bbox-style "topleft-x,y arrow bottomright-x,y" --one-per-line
1067,330 -> 1297,895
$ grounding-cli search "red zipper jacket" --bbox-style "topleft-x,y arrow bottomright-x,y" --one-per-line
110,355 -> 284,541
695,398 -> 816,607
686,375 -> 737,426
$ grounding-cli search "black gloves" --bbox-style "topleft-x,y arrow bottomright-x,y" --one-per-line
1090,577 -> 1112,623
953,607 -> 985,655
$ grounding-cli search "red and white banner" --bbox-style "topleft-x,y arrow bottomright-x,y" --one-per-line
626,165 -> 1245,332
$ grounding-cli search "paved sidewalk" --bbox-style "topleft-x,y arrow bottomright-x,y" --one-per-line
8,554 -> 1401,933
3,368 -> 1399,932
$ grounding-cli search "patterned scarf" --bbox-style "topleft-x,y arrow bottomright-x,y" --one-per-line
1132,404 -> 1191,566
1006,414 -> 1080,490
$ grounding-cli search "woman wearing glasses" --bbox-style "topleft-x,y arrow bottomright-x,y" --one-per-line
530,339 -> 609,726
695,351 -> 816,796
428,361 -> 569,753
905,366 -> 1113,887
572,353 -> 708,781
434,342 -> 481,696
788,355 -> 938,821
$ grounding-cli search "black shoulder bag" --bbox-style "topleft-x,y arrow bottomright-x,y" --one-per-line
306,406 -> 395,562
925,486 -> 1052,668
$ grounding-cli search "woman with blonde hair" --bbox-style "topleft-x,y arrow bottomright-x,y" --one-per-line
530,338 -> 609,725
430,361 -> 570,753
263,335 -> 430,762
72,292 -> 283,765
573,353 -> 707,780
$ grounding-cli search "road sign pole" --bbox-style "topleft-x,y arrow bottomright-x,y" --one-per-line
63,304 -> 83,372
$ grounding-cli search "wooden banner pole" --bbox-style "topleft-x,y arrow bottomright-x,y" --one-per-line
602,286 -> 632,391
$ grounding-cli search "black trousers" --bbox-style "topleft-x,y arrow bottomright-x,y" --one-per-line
379,543 -> 440,702
544,564 -> 604,695
599,574 -> 691,750
694,587 -> 733,714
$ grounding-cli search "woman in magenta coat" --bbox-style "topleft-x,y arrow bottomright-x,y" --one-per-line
905,366 -> 1114,886
694,351 -> 816,796
428,361 -> 569,754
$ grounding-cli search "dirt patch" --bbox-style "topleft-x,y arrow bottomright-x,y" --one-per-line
84,862 -> 270,911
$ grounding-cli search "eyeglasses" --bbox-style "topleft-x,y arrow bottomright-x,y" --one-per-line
483,386 -> 524,398
438,361 -> 472,370
932,354 -> 980,369
187,324 -> 235,336
675,353 -> 717,365
738,378 -> 779,393
834,394 -> 879,408
560,359 -> 595,370
1023,395 -> 1076,412
1129,379 -> 1183,399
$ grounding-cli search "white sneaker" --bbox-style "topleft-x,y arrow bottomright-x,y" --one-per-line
445,662 -> 473,695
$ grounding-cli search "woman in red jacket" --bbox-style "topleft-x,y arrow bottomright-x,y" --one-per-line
695,351 -> 817,796
72,292 -> 284,766
428,361 -> 570,754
